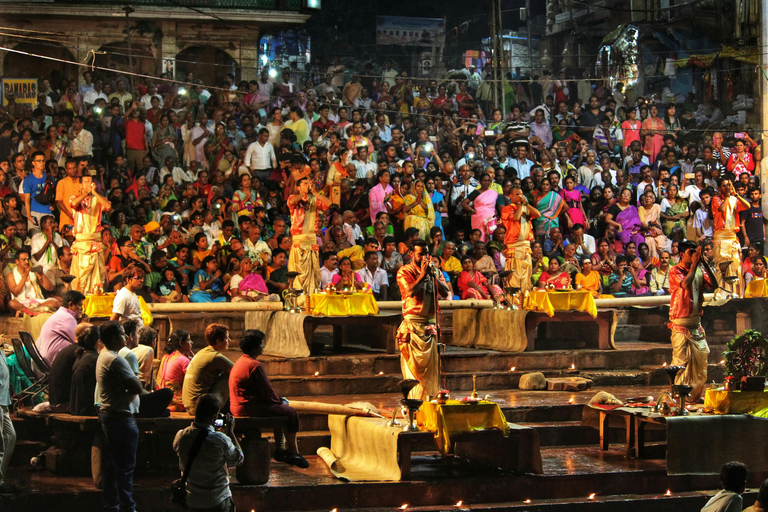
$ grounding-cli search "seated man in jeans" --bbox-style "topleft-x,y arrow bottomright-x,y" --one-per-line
173,394 -> 243,512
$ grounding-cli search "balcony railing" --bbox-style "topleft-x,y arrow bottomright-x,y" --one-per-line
49,0 -> 303,10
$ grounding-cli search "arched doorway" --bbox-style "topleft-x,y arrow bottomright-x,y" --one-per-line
3,42 -> 77,86
98,41 -> 157,79
175,46 -> 239,87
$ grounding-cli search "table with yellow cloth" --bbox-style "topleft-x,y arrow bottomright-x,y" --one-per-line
745,279 -> 768,298
82,293 -> 153,326
311,292 -> 379,316
417,399 -> 509,454
704,389 -> 768,418
524,289 -> 598,318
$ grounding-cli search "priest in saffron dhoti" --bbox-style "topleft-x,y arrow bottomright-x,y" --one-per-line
711,177 -> 749,298
500,184 -> 540,301
70,171 -> 111,295
287,177 -> 331,301
396,240 -> 450,400
668,240 -> 716,402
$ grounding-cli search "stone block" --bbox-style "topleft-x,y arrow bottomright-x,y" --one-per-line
546,377 -> 593,391
518,372 -> 547,390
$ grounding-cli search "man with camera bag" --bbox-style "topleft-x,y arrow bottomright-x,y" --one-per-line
174,394 -> 243,512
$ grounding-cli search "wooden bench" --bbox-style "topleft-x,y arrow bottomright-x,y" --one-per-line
525,309 -> 615,351
18,409 -> 286,485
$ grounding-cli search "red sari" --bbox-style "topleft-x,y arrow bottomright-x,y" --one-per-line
537,271 -> 571,289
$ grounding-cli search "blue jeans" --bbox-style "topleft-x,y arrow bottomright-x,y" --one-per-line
99,412 -> 139,512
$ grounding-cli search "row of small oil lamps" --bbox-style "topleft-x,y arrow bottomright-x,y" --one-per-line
324,490 -> 675,511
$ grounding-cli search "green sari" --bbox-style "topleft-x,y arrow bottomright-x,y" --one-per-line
662,199 -> 688,236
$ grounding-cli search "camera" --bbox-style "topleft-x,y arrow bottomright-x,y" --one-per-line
423,142 -> 433,153
172,214 -> 181,222
178,87 -> 187,96
484,130 -> 494,136
93,107 -> 102,114
214,413 -> 228,428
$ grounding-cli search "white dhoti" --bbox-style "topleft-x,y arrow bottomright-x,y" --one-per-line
71,236 -> 105,295
504,240 -> 532,297
397,314 -> 439,401
670,316 -> 709,402
288,233 -> 321,301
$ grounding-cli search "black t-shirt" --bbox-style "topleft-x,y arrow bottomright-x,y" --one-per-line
70,350 -> 99,416
607,203 -> 624,219
49,343 -> 79,407
740,206 -> 765,242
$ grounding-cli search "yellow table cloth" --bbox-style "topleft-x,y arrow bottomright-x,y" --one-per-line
746,279 -> 768,298
524,289 -> 598,318
311,292 -> 378,316
82,293 -> 153,326
704,389 -> 768,418
417,400 -> 510,455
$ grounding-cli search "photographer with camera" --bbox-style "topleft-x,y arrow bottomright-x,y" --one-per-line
173,393 -> 243,512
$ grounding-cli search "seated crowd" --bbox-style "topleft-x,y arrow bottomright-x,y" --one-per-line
0,62 -> 765,312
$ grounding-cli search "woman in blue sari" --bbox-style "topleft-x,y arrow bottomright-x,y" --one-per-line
532,178 -> 566,239
189,255 -> 227,302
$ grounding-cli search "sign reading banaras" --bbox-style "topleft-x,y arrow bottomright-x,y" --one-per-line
2,78 -> 38,107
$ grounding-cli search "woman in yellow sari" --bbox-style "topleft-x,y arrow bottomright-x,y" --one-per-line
403,179 -> 435,240
576,257 -> 613,298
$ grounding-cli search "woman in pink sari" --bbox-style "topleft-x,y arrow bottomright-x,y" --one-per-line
461,173 -> 498,242
156,329 -> 193,411
559,175 -> 586,229
369,169 -> 393,224
457,255 -> 504,302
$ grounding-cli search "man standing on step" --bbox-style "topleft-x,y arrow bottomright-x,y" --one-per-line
396,239 -> 450,400
711,177 -> 749,298
500,184 -> 540,302
286,176 -> 331,302
668,240 -> 716,402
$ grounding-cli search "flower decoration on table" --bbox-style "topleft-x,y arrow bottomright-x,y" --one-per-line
722,329 -> 768,391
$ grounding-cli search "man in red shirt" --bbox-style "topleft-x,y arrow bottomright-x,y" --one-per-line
711,177 -> 750,298
668,241 -> 716,402
124,101 -> 148,173
500,185 -> 541,301
396,240 -> 450,400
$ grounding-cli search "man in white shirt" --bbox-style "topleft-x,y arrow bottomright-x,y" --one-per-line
30,215 -> 63,273
354,147 -> 376,181
564,224 -> 596,258
83,79 -> 108,108
139,83 -> 163,110
381,60 -> 398,88
159,156 -> 195,186
375,114 -> 392,143
507,144 -> 535,180
577,150 -> 599,189
110,266 -> 145,326
244,128 -> 277,182
320,252 -> 338,289
69,116 -> 94,158
357,250 -> 388,300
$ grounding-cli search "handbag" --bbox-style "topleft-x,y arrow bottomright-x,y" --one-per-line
171,428 -> 209,507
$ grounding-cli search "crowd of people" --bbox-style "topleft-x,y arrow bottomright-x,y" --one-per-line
0,60 -> 765,313
0,55 -> 766,511
0,62 -> 763,305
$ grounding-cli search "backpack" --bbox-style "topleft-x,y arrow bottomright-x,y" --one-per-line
34,179 -> 56,206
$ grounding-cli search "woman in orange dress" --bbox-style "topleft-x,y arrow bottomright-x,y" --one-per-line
640,104 -> 665,159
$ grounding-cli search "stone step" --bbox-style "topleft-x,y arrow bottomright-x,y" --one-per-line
270,366 -> 680,396
614,324 -> 672,342
262,344 -> 674,379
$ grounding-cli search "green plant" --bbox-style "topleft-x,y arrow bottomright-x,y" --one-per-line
723,329 -> 768,380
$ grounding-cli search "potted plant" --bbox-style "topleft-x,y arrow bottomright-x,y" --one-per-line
722,329 -> 768,392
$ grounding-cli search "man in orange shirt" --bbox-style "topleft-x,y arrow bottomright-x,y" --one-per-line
711,177 -> 750,298
500,185 -> 540,300
668,240 -> 716,402
55,159 -> 79,232
396,240 -> 449,400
